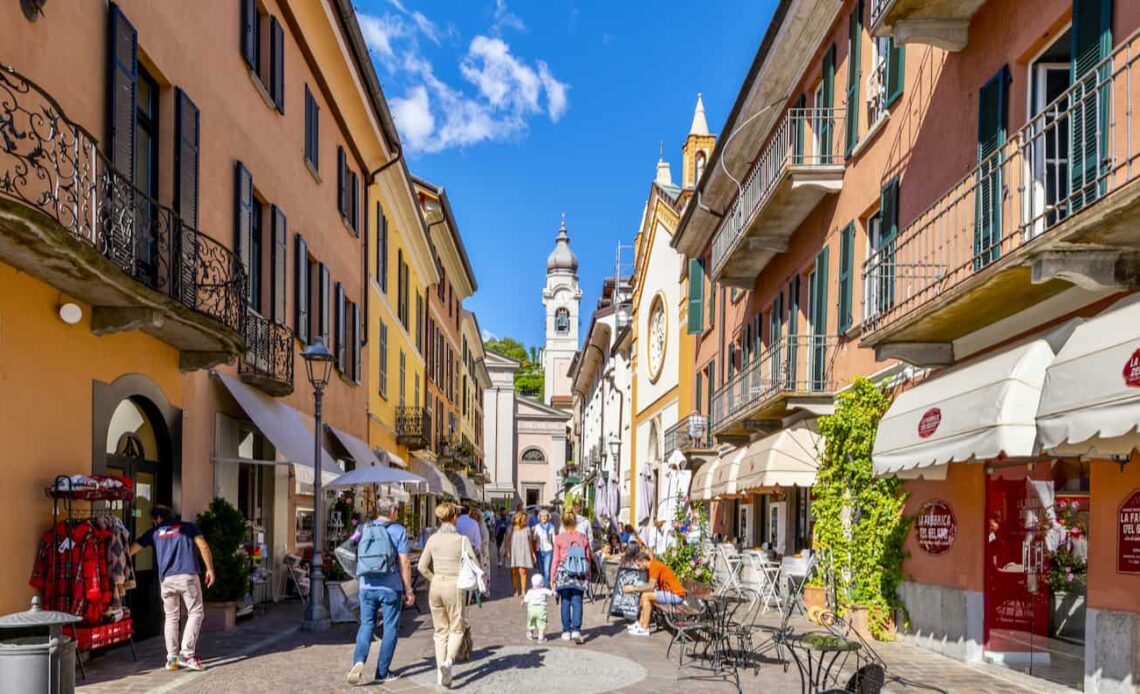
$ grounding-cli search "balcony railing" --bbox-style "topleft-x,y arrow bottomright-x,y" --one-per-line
711,108 -> 846,279
862,31 -> 1140,337
664,414 -> 711,457
238,312 -> 295,396
869,0 -> 895,28
0,65 -> 246,340
396,406 -> 432,450
711,335 -> 839,433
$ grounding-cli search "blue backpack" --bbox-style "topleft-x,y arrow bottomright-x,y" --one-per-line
357,521 -> 398,576
563,542 -> 590,579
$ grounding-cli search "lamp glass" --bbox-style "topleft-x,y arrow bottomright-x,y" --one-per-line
301,337 -> 335,389
608,436 -> 621,460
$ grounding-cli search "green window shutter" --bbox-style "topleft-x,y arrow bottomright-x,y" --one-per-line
234,162 -> 253,302
1071,0 -> 1113,209
709,280 -> 717,330
335,281 -> 345,371
294,233 -> 309,342
976,66 -> 1009,267
838,222 -> 854,333
878,178 -> 900,313
695,372 -> 702,416
885,39 -> 905,107
844,0 -> 862,157
271,205 -> 287,324
813,246 -> 830,336
793,94 -> 806,164
821,44 -> 836,162
708,359 -> 716,409
687,257 -> 704,333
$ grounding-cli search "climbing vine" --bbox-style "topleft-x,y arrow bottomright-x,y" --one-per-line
811,376 -> 910,639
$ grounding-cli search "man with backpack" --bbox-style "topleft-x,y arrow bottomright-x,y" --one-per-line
346,498 -> 414,686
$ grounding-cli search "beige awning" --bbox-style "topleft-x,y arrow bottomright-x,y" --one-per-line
411,458 -> 457,498
873,338 -> 1060,476
1038,294 -> 1140,457
710,448 -> 747,498
736,422 -> 822,491
690,456 -> 725,501
214,373 -> 341,490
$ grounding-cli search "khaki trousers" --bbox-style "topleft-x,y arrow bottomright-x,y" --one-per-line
160,574 -> 204,659
428,576 -> 465,665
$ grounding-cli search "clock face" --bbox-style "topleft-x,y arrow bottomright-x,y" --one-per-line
648,297 -> 666,381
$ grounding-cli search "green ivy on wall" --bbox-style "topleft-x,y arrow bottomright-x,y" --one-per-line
811,376 -> 910,639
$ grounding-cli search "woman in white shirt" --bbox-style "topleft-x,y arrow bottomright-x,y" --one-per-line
531,509 -> 557,589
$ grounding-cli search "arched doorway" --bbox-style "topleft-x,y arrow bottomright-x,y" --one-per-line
105,396 -> 174,639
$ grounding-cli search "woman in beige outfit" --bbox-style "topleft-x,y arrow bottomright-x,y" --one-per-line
417,502 -> 475,689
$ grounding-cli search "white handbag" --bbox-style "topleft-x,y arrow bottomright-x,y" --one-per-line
458,540 -> 486,592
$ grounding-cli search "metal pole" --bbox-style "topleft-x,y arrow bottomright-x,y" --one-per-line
303,385 -> 331,631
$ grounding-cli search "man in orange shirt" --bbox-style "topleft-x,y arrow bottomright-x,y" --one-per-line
622,550 -> 686,636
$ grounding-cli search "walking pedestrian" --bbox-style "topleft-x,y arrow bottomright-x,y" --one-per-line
521,573 -> 554,642
345,497 -> 414,685
532,509 -> 556,588
128,505 -> 215,672
550,509 -> 591,644
417,502 -> 476,689
455,502 -> 483,554
494,510 -> 509,567
505,511 -> 534,596
474,506 -> 491,597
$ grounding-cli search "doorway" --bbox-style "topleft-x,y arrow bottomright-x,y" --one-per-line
1026,28 -> 1073,236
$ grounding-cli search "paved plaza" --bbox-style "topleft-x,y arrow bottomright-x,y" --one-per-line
75,564 -> 1076,693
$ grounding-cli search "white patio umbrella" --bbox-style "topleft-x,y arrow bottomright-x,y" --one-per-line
607,478 -> 620,528
636,466 -> 656,526
326,464 -> 426,489
593,475 -> 609,519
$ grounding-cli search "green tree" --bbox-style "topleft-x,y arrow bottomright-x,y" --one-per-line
485,337 -> 545,400
196,497 -> 250,603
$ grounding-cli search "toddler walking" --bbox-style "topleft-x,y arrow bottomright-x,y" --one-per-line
522,573 -> 554,643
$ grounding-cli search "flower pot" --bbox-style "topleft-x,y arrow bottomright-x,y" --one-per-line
1050,590 -> 1086,641
803,584 -> 827,613
847,605 -> 894,641
203,601 -> 236,632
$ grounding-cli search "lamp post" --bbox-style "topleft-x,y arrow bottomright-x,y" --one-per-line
301,337 -> 334,632
607,434 -> 621,484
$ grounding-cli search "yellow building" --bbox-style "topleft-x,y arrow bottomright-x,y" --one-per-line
461,310 -> 491,487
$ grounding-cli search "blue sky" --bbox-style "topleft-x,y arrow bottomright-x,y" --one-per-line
358,0 -> 777,349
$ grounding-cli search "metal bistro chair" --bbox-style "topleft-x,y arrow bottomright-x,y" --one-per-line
284,554 -> 310,605
745,550 -> 784,615
715,544 -> 746,595
782,552 -> 817,617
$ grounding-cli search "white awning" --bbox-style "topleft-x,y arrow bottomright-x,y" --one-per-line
326,425 -> 384,469
710,448 -> 747,498
214,373 -> 341,489
1038,294 -> 1140,457
447,472 -> 481,501
873,339 -> 1058,476
690,456 -> 725,501
411,459 -> 457,498
736,422 -> 822,491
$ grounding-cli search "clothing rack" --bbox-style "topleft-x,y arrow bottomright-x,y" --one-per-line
43,474 -> 139,678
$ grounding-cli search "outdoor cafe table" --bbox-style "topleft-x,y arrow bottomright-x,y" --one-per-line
788,631 -> 862,693
697,592 -> 753,675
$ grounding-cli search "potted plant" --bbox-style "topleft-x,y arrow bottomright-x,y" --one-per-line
196,497 -> 251,631
1047,499 -> 1088,641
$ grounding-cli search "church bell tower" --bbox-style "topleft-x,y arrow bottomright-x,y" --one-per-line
542,214 -> 582,409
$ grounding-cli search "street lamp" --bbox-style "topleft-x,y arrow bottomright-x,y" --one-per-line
301,337 -> 334,632
607,434 -> 621,484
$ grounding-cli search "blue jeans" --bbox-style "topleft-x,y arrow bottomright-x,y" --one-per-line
353,587 -> 402,678
558,588 -> 584,633
536,550 -> 553,588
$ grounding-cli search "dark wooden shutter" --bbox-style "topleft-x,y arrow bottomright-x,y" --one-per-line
1071,0 -> 1113,208
379,321 -> 388,396
107,4 -> 137,179
885,39 -> 905,106
294,234 -> 309,342
174,89 -> 200,227
687,258 -> 704,333
234,162 -> 254,303
337,147 -> 347,216
821,44 -> 836,163
304,85 -> 319,168
351,302 -> 361,383
269,16 -> 285,113
845,0 -> 862,157
350,171 -> 359,234
838,222 -> 854,333
318,262 -> 330,341
813,247 -> 829,336
271,205 -> 287,323
976,67 -> 1008,267
334,282 -> 346,370
240,0 -> 256,69
377,203 -> 388,292
793,94 -> 806,164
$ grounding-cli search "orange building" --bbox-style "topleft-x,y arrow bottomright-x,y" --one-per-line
0,0 -> 411,637
675,0 -> 1140,690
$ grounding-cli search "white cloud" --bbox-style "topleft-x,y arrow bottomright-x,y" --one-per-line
362,3 -> 570,154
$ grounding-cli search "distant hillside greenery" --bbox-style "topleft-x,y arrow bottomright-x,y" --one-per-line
484,337 -> 544,400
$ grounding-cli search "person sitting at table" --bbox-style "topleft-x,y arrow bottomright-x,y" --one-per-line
619,524 -> 635,545
622,550 -> 685,637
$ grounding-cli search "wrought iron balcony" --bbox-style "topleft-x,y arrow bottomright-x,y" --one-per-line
861,31 -> 1140,364
664,414 -> 713,458
711,335 -> 839,437
711,108 -> 845,287
396,406 -> 432,450
869,0 -> 986,52
238,311 -> 294,396
0,65 -> 246,368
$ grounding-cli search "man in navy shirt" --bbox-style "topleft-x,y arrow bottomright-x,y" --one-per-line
346,497 -> 414,685
129,505 -> 215,672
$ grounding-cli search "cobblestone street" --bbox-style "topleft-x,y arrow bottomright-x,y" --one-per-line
75,564 -> 1075,693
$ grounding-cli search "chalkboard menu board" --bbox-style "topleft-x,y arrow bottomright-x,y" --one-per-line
609,567 -> 648,620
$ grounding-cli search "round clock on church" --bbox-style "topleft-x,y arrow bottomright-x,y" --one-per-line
647,294 -> 667,382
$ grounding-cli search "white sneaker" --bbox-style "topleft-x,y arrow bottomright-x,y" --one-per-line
537,635 -> 547,643
560,632 -> 571,641
439,660 -> 453,688
346,661 -> 365,685
625,623 -> 639,631
571,631 -> 583,644
628,625 -> 651,637
525,630 -> 534,640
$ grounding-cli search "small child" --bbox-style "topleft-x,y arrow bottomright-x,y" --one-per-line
522,573 -> 554,642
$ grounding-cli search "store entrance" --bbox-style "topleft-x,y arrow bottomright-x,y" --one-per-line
105,398 -> 174,640
984,460 -> 1088,689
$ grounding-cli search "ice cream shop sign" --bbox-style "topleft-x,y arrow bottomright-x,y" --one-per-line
915,499 -> 956,555
1119,489 -> 1140,574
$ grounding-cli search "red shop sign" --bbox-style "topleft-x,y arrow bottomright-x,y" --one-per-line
1125,348 -> 1140,388
915,499 -> 956,555
1118,489 -> 1140,574
918,408 -> 942,439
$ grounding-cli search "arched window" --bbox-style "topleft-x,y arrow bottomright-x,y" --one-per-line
694,151 -> 706,188
521,447 -> 547,464
555,307 -> 570,335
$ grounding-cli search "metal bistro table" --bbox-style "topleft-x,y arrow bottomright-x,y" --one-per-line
789,631 -> 862,694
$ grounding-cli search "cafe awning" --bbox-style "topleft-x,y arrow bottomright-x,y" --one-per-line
447,472 -> 480,501
736,422 -> 822,491
214,372 -> 340,487
1038,294 -> 1140,457
411,458 -> 457,498
709,448 -> 747,498
690,455 -> 725,501
873,339 -> 1058,476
